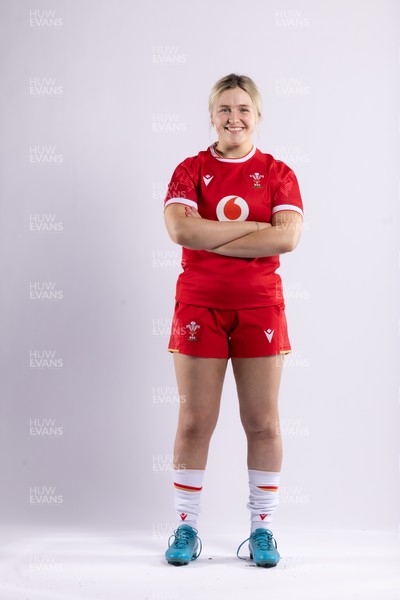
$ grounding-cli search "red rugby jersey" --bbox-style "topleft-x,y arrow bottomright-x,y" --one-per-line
164,143 -> 303,309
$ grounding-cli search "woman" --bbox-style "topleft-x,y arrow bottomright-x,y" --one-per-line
163,73 -> 303,568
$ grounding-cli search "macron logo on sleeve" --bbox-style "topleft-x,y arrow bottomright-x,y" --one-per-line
203,174 -> 214,186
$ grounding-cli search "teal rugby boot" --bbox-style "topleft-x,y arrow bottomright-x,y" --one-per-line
237,527 -> 280,567
165,524 -> 202,566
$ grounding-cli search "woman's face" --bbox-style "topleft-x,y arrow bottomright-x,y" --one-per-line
212,87 -> 258,154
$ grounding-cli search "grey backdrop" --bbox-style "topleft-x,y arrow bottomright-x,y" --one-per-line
0,0 -> 399,535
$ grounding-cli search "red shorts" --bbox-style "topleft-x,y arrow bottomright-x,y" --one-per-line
168,301 -> 291,359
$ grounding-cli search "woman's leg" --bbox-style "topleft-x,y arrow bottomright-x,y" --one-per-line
231,355 -> 284,471
232,355 -> 284,535
172,353 -> 228,469
168,353 -> 228,532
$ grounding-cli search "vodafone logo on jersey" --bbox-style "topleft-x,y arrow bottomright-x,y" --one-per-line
216,195 -> 249,221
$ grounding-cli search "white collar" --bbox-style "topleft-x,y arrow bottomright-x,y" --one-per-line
209,143 -> 256,163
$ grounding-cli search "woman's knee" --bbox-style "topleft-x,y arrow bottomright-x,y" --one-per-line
241,415 -> 280,440
177,416 -> 217,441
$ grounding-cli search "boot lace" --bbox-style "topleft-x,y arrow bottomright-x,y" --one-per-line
237,528 -> 277,560
168,526 -> 202,559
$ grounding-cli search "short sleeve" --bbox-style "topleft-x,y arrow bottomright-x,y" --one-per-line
271,161 -> 304,218
163,162 -> 198,210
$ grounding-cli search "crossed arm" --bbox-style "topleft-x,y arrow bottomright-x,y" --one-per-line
164,203 -> 303,258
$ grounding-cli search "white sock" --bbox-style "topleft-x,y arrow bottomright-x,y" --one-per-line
173,469 -> 205,529
247,469 -> 280,533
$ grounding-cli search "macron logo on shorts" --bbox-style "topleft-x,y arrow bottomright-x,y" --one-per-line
264,329 -> 274,343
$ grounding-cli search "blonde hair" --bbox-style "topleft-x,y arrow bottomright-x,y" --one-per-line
209,73 -> 262,123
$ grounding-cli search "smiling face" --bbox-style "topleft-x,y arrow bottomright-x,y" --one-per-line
212,87 -> 258,157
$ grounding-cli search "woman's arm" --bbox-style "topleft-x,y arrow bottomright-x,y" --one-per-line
206,211 -> 303,257
164,203 -> 269,250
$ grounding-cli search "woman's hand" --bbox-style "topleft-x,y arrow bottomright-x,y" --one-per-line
185,206 -> 202,218
258,222 -> 272,230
